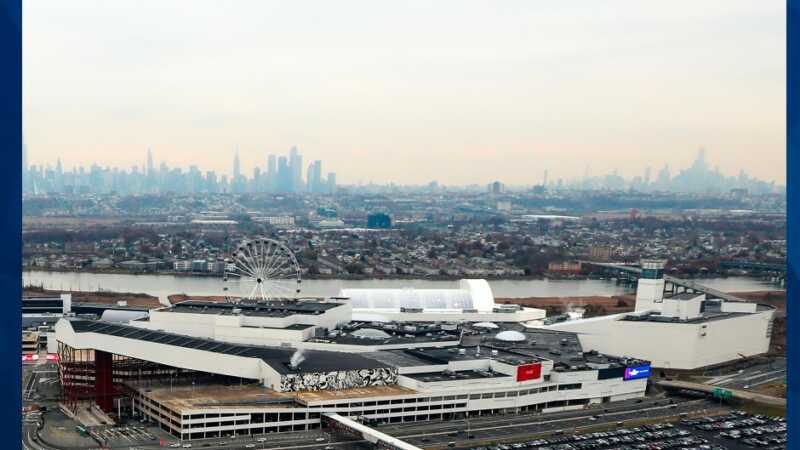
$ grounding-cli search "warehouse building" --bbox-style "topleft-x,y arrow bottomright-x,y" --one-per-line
543,261 -> 776,370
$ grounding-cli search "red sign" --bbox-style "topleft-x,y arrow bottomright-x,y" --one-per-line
516,363 -> 542,381
22,354 -> 39,362
46,354 -> 59,361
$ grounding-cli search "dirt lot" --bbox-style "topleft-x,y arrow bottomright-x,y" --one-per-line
23,286 -> 162,308
496,294 -> 636,317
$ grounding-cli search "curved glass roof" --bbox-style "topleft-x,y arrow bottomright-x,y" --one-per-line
341,288 -> 476,311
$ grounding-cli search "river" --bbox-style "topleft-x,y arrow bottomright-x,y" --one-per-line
22,270 -> 781,303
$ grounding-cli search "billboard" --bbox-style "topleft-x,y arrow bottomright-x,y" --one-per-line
516,363 -> 542,381
597,366 -> 625,380
623,364 -> 651,381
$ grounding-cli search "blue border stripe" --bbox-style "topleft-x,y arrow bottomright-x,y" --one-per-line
788,0 -> 798,446
0,0 -> 21,446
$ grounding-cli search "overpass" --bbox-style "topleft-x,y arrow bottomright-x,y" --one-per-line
720,260 -> 786,274
580,261 -> 753,303
656,379 -> 786,408
323,413 -> 423,450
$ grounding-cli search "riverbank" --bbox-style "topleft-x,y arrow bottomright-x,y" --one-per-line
23,266 -> 553,281
22,266 -> 770,282
23,285 -> 162,308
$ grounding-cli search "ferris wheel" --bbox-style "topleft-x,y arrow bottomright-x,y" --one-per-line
223,237 -> 301,301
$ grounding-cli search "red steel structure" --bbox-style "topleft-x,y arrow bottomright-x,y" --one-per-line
58,341 -> 222,416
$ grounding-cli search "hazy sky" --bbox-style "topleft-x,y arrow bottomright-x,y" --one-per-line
24,1 -> 786,186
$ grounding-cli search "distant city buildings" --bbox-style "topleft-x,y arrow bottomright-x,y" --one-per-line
487,181 -> 505,194
367,212 -> 391,229
22,145 -> 780,197
22,146 -> 338,196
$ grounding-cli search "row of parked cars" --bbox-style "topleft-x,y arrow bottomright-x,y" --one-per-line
463,411 -> 790,450
463,422 -> 717,450
679,410 -> 786,450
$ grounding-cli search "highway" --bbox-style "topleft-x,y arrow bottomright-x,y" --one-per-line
704,357 -> 787,390
657,380 -> 786,407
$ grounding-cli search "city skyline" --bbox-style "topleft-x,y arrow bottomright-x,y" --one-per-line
22,145 -> 782,195
23,1 -> 786,185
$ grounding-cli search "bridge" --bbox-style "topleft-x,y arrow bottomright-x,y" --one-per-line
323,413 -> 422,450
719,260 -> 786,274
580,261 -> 753,303
656,379 -> 786,408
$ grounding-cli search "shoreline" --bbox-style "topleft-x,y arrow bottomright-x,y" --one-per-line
21,267 -> 762,283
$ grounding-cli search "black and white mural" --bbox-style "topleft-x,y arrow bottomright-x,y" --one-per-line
279,368 -> 398,392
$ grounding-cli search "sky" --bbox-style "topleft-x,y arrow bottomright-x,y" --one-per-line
23,1 -> 786,186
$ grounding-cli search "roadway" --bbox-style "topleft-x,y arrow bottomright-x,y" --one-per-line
656,380 -> 786,408
703,357 -> 787,390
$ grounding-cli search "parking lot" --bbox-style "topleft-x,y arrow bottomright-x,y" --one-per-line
87,424 -> 161,446
458,411 -> 786,450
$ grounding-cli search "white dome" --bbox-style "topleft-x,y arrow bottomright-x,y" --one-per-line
494,330 -> 526,342
473,322 -> 499,329
351,328 -> 392,340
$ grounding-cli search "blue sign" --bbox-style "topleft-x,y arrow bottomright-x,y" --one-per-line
623,364 -> 651,380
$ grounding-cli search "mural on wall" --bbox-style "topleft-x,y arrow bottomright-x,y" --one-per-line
279,367 -> 398,392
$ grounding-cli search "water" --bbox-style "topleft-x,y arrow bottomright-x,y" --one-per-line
22,270 -> 780,303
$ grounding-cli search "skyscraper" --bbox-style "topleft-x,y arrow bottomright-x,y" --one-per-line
267,154 -> 277,192
277,156 -> 291,192
289,146 -> 302,193
146,149 -> 154,176
232,149 -> 242,193
233,150 -> 241,181
307,160 -> 322,193
327,172 -> 337,194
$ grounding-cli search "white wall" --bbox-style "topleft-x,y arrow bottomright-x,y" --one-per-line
55,320 -> 282,386
547,309 -> 774,369
133,303 -> 351,347
635,279 -> 665,312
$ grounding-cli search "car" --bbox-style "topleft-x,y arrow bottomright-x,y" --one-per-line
257,438 -> 267,442
169,444 -> 181,448
245,445 -> 255,449
181,445 -> 192,449
315,437 -> 326,442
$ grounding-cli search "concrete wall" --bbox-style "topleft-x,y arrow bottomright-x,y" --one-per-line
634,278 -> 665,312
547,310 -> 774,369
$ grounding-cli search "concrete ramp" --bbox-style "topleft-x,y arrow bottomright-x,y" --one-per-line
657,379 -> 786,407
323,413 -> 422,450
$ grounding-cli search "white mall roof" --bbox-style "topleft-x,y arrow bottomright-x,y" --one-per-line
339,279 -> 496,313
